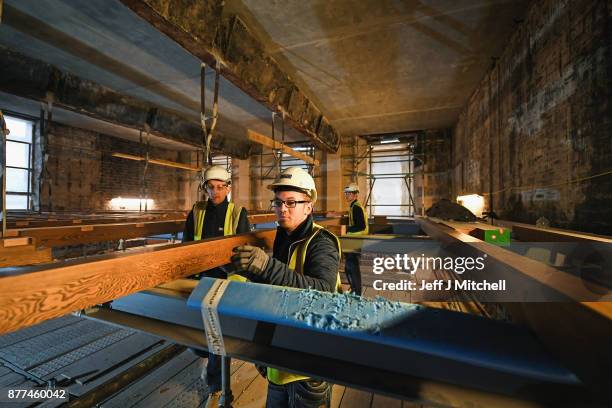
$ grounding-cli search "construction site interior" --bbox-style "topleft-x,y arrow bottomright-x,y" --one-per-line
0,0 -> 611,407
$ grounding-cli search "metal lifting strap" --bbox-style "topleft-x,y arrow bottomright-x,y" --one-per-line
44,95 -> 53,211
144,128 -> 150,212
271,112 -> 281,175
201,61 -> 222,173
0,110 -> 6,237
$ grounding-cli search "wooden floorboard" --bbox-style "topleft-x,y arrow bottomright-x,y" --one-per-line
330,384 -> 346,408
372,393 -> 402,408
339,387 -> 373,407
101,350 -> 199,408
233,370 -> 267,408
230,362 -> 262,404
132,358 -> 205,408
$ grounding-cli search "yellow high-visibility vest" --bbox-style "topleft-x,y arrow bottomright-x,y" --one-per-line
267,222 -> 342,385
347,200 -> 368,235
193,201 -> 242,241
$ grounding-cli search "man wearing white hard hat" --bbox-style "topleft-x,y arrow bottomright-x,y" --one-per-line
231,166 -> 341,408
343,182 -> 368,295
183,165 -> 250,407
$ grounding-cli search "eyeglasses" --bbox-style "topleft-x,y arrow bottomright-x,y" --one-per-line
206,184 -> 228,191
270,199 -> 310,208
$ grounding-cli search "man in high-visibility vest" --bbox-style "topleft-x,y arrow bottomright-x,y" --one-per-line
231,167 -> 340,408
343,183 -> 368,295
183,165 -> 249,408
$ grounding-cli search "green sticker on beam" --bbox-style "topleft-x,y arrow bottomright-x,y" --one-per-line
484,229 -> 510,245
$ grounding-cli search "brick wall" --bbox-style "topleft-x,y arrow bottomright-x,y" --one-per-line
414,129 -> 453,215
453,0 -> 612,234
39,123 -> 191,211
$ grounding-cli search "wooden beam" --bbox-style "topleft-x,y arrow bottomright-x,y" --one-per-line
119,0 -> 340,152
0,237 -> 52,267
8,219 -> 186,247
7,212 -> 187,229
247,129 -> 320,166
9,212 -> 275,230
0,229 -> 276,334
112,152 -> 200,171
0,45 -> 251,158
415,216 -> 612,395
248,213 -> 277,224
416,217 -> 610,301
493,220 -> 612,243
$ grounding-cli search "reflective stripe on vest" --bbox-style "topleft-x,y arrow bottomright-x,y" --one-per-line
347,201 -> 369,235
193,201 -> 242,241
267,222 -> 342,385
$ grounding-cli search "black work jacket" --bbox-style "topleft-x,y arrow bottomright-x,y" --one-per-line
251,215 -> 339,293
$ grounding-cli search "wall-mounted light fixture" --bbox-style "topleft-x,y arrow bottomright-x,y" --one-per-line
456,194 -> 484,217
109,197 -> 154,211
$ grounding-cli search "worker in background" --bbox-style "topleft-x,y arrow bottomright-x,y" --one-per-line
231,166 -> 341,408
182,165 -> 250,408
343,183 -> 368,295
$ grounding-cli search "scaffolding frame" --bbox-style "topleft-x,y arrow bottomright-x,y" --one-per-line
347,133 -> 425,217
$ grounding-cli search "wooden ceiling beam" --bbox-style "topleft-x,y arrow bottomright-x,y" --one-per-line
119,0 -> 340,153
247,129 -> 320,166
112,152 -> 200,171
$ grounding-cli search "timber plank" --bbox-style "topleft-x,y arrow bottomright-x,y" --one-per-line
230,363 -> 261,403
0,229 -> 276,334
372,393 -> 402,408
247,129 -> 319,166
10,220 -> 185,248
163,371 -> 208,408
132,358 -> 204,408
233,370 -> 267,408
330,384 -> 346,408
99,349 -> 198,408
339,387 -> 372,408
0,243 -> 52,267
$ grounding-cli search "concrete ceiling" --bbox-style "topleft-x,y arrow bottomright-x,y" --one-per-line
0,0 -> 529,152
227,0 -> 529,137
0,0 -> 305,152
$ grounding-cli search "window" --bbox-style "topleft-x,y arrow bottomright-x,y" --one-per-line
281,145 -> 314,171
5,115 -> 34,210
369,143 -> 415,216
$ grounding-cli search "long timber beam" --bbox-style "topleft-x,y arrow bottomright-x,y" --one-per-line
0,45 -> 251,158
0,229 -> 275,334
119,0 -> 340,152
6,213 -> 281,247
6,212 -> 187,229
415,216 -> 612,399
7,219 -> 186,247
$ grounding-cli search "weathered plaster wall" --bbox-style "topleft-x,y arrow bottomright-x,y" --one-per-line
39,123 -> 191,211
453,0 -> 612,233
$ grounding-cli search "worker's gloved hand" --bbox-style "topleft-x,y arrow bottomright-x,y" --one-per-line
231,245 -> 270,275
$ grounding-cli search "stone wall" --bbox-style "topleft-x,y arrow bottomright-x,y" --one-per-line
453,0 -> 612,233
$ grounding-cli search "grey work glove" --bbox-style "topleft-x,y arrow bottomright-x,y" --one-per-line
231,245 -> 270,275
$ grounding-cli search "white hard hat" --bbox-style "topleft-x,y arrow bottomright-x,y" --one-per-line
344,183 -> 359,193
204,165 -> 231,184
267,167 -> 317,203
